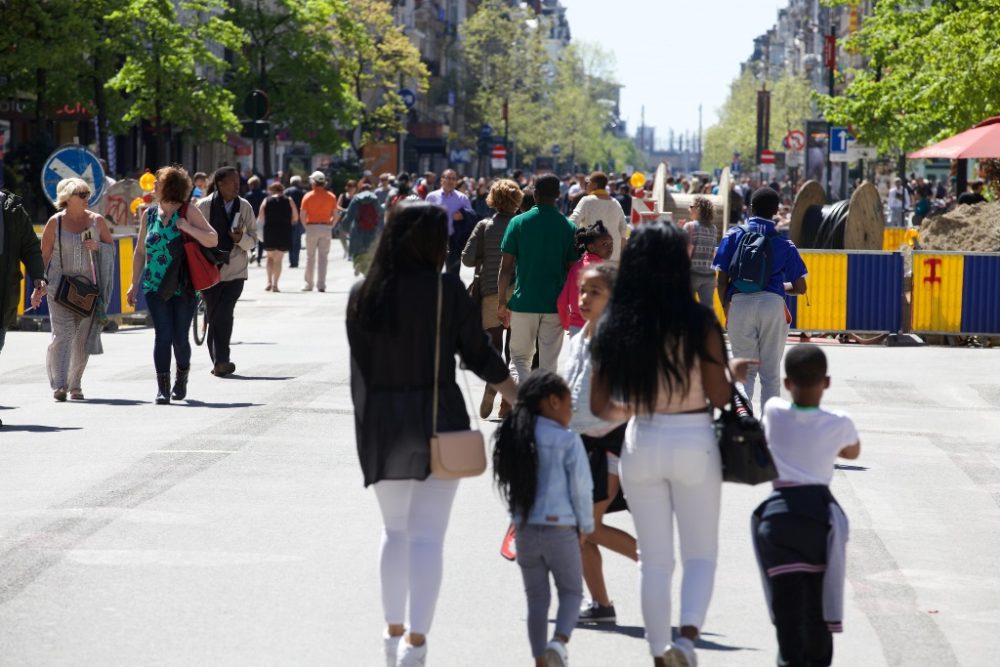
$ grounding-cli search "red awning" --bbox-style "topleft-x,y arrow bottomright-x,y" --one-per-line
909,116 -> 1000,159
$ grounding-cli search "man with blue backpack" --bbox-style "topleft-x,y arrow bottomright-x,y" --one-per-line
713,187 -> 808,412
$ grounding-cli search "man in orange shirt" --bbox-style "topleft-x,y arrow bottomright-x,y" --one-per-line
299,171 -> 338,292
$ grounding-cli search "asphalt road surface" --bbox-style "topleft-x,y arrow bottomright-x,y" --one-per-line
1,253 -> 998,666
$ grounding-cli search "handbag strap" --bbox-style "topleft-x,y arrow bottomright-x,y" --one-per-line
432,273 -> 443,435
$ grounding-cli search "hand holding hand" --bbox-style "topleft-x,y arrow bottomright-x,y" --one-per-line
30,288 -> 44,309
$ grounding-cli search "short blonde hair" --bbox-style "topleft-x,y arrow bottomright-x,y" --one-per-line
486,179 -> 523,215
55,177 -> 91,209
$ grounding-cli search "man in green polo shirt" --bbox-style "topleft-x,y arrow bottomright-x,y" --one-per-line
497,174 -> 578,383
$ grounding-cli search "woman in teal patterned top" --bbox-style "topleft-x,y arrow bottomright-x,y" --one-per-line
127,166 -> 217,405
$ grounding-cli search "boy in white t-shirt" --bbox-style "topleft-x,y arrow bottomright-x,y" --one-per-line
751,344 -> 861,667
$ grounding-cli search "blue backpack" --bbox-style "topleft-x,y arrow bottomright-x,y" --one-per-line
728,225 -> 776,294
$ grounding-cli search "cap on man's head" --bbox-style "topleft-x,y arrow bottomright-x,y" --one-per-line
310,171 -> 327,185
290,175 -> 302,186
750,187 -> 781,218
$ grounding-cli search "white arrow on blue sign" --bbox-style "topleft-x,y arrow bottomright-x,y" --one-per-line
830,126 -> 853,154
41,145 -> 107,207
398,88 -> 416,110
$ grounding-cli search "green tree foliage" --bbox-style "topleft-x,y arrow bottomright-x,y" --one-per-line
821,0 -> 1000,156
335,0 -> 429,155
703,70 -> 815,171
459,0 -> 549,161
460,4 -> 635,169
229,0 -> 354,154
105,0 -> 246,163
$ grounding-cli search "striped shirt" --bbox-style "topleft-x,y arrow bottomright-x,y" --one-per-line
685,220 -> 718,276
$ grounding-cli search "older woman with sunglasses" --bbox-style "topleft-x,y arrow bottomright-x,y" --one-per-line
39,178 -> 114,401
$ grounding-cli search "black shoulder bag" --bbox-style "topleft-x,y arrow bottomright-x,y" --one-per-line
54,215 -> 99,317
714,347 -> 777,485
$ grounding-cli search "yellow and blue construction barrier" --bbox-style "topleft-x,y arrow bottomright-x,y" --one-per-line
711,250 -> 904,334
911,251 -> 1000,335
17,235 -> 148,320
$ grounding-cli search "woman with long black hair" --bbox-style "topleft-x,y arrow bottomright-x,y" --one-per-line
590,221 -> 750,667
346,202 -> 517,666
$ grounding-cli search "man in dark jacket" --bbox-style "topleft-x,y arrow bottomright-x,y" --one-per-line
0,190 -> 46,355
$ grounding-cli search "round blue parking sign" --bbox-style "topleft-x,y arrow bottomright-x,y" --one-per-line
41,145 -> 107,208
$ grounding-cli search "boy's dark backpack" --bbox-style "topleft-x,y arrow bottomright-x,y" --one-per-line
357,199 -> 380,232
728,225 -> 776,294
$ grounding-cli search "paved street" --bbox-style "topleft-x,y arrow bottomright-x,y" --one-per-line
1,254 -> 999,666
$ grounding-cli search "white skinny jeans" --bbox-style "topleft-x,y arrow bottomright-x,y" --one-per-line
619,412 -> 721,657
373,475 -> 459,635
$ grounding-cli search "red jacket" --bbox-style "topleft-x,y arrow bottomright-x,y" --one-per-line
557,252 -> 603,331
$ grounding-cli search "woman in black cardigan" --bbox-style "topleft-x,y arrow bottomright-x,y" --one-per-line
346,202 -> 517,666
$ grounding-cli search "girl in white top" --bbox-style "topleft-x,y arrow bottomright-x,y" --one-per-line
591,221 -> 752,667
563,264 -> 637,624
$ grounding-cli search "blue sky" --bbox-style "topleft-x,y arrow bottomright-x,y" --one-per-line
562,0 -> 789,146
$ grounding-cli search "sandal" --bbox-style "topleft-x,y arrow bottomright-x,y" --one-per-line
53,388 -> 67,402
272,286 -> 280,292
265,284 -> 272,291
70,389 -> 85,401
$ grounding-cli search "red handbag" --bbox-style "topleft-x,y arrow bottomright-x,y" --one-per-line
178,203 -> 221,291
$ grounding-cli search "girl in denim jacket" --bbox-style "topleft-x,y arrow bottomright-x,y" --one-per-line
494,371 -> 594,667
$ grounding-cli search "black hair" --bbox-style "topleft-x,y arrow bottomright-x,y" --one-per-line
591,221 -> 721,415
750,186 -> 780,219
493,371 -> 571,522
535,174 -> 561,200
520,188 -> 536,212
208,166 -> 239,195
580,263 -> 617,292
575,220 -> 610,254
785,343 -> 828,387
348,202 -> 448,329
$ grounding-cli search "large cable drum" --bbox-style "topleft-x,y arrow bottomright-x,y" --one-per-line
651,163 -> 733,236
789,180 -> 884,250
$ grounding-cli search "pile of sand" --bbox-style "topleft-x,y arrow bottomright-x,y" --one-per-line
919,202 -> 1000,252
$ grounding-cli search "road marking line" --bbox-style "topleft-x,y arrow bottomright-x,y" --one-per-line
151,449 -> 239,454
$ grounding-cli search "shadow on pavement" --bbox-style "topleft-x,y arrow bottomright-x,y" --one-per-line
575,623 -> 645,639
224,375 -> 294,381
835,464 -> 869,471
78,398 -> 149,406
178,400 -> 261,409
0,424 -> 83,433
231,341 -> 276,346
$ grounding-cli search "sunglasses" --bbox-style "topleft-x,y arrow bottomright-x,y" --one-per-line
75,191 -> 91,199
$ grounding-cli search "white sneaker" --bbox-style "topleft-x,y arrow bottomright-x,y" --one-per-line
383,633 -> 402,667
664,637 -> 698,667
544,639 -> 569,666
397,641 -> 427,666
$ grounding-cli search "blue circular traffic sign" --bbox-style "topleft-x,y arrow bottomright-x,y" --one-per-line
41,145 -> 107,208
399,88 -> 416,110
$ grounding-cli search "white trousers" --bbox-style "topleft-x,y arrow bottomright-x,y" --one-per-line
303,224 -> 332,290
619,412 -> 721,657
47,299 -> 94,391
508,311 -> 564,384
373,475 -> 459,635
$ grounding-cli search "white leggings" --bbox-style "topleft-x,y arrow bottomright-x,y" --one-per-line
619,412 -> 722,657
373,475 -> 459,635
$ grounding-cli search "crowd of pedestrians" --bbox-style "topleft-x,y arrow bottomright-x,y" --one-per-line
0,161 -> 862,665
341,166 -> 860,667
